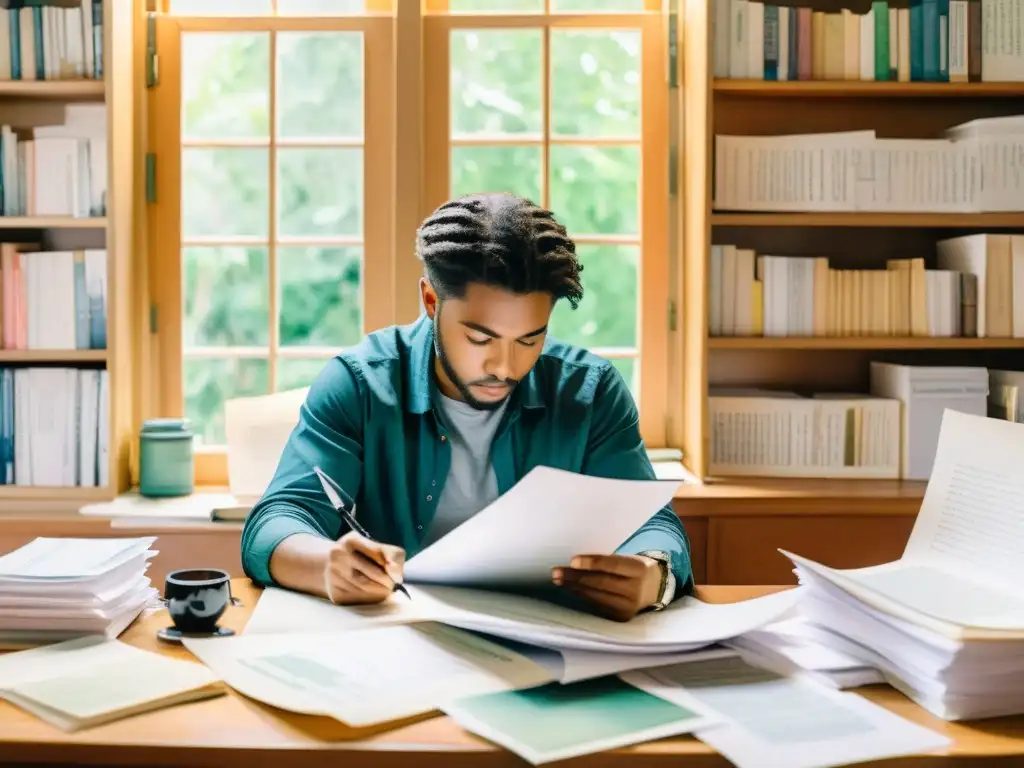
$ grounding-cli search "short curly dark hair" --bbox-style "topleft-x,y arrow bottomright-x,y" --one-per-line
415,192 -> 584,309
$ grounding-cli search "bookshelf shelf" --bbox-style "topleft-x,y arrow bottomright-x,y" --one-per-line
0,80 -> 105,100
0,216 -> 108,230
713,79 -> 1024,98
0,486 -> 114,501
675,477 -> 927,504
0,350 -> 108,363
711,213 -> 1024,228
708,337 -> 1024,350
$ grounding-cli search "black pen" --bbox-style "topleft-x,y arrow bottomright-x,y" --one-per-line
312,465 -> 412,600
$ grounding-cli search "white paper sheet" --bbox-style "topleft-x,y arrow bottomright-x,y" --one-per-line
244,582 -> 798,654
224,387 -> 308,499
0,538 -> 156,581
403,466 -> 680,587
622,656 -> 951,768
780,410 -> 1024,638
182,623 -> 553,727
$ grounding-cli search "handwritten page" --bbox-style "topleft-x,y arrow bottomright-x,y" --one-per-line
403,466 -> 680,588
182,623 -> 553,727
443,676 -> 717,765
622,656 -> 950,768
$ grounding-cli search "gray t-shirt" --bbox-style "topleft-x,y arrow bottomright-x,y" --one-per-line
420,391 -> 508,547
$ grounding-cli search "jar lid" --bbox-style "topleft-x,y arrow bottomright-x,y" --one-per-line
141,418 -> 193,437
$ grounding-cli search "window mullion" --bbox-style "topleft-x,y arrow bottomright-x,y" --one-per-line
268,29 -> 280,392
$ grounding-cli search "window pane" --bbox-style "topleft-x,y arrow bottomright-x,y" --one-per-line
183,247 -> 269,347
277,0 -> 366,13
553,0 -> 644,9
277,32 -> 363,139
182,148 -> 269,238
170,0 -> 271,14
551,30 -> 640,138
548,244 -> 637,348
276,358 -> 333,391
279,246 -> 362,347
185,358 -> 270,446
451,30 -> 543,136
451,145 -> 542,203
277,149 -> 363,237
549,145 -> 639,235
182,33 -> 269,139
609,357 -> 638,401
449,0 -> 542,9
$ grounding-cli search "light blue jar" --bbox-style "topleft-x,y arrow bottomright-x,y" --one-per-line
139,418 -> 195,497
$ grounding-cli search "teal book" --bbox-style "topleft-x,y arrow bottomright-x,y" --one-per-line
922,0 -> 939,80
937,0 -> 950,81
444,677 -> 712,765
873,1 -> 890,81
910,0 -> 924,80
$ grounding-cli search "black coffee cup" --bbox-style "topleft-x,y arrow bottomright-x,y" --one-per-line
163,568 -> 241,635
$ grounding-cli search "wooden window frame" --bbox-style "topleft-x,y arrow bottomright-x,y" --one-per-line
146,0 -> 673,489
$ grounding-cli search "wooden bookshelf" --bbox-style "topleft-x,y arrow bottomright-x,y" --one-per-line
714,79 -> 1024,98
0,1 -> 138,506
674,0 -> 1024,583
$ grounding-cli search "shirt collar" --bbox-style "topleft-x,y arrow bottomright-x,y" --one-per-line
403,313 -> 546,415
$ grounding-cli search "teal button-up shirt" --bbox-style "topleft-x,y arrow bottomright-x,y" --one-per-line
241,314 -> 693,597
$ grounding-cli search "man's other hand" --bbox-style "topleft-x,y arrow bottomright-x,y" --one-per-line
323,532 -> 406,605
551,554 -> 662,622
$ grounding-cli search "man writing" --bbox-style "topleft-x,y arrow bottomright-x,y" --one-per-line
241,192 -> 692,621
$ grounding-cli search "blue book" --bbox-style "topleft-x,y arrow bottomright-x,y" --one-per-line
937,0 -> 950,81
922,0 -> 939,80
74,253 -> 90,350
910,0 -> 924,81
764,5 -> 779,81
8,9 -> 20,81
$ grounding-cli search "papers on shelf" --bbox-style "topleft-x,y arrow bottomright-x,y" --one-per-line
0,537 -> 160,649
403,466 -> 681,588
0,636 -> 224,731
622,655 -> 951,768
443,676 -> 718,766
80,492 -> 248,527
725,617 -> 885,690
182,623 -> 552,728
779,409 -> 1024,720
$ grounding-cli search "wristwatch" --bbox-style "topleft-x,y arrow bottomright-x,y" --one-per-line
639,549 -> 676,611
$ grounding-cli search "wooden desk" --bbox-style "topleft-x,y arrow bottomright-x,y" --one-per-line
2,583 -> 1023,767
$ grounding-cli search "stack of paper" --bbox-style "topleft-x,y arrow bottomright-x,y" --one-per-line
0,537 -> 160,649
725,616 -> 885,690
781,409 -> 1024,721
0,636 -> 224,731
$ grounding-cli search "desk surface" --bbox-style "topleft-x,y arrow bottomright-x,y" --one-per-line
1,581 -> 1023,767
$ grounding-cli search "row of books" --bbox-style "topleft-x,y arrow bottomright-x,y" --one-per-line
711,234 -> 1024,339
0,245 -> 107,351
714,115 -> 1024,213
708,361 -> 990,480
0,366 -> 110,487
715,0 -> 1022,83
1,109 -> 108,217
0,1 -> 103,82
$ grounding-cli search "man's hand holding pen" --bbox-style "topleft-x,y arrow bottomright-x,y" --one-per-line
323,531 -> 407,605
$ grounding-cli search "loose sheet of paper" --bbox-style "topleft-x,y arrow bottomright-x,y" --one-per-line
182,623 -> 553,727
0,636 -> 221,730
244,583 -> 799,654
443,676 -> 717,765
79,493 -> 239,522
224,387 -> 308,499
622,656 -> 951,768
403,466 -> 680,587
0,538 -> 156,581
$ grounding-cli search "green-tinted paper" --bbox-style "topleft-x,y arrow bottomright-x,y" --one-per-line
445,677 -> 708,764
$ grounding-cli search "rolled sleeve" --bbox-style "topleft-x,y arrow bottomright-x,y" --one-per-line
240,357 -> 366,586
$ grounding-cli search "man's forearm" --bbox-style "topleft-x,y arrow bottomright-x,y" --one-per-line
267,533 -> 336,598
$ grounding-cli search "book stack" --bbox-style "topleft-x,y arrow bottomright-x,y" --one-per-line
714,0 -> 1023,83
713,116 -> 1024,214
0,537 -> 159,649
779,409 -> 1024,721
0,0 -> 104,82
